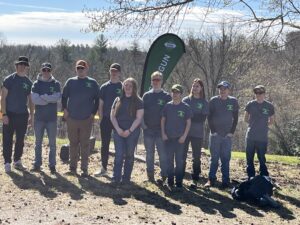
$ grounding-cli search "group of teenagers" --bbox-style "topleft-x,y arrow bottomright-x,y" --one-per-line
1,56 -> 275,190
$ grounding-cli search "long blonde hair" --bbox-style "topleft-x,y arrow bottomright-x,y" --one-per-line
114,77 -> 141,117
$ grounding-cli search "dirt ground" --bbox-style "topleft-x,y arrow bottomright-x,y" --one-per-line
0,140 -> 299,225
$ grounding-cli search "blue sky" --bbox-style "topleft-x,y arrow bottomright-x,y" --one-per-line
0,1 -> 294,48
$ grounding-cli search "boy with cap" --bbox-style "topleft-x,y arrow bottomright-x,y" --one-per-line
94,63 -> 122,177
161,84 -> 192,189
244,85 -> 275,179
31,62 -> 61,174
62,60 -> 99,177
205,81 -> 239,188
1,56 -> 34,172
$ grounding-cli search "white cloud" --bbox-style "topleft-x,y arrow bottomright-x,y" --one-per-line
0,1 -> 65,11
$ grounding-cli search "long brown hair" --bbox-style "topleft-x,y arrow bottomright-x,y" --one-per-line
189,78 -> 205,99
114,77 -> 142,117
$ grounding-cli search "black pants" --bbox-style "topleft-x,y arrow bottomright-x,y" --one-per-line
183,136 -> 203,181
3,112 -> 28,164
100,116 -> 114,170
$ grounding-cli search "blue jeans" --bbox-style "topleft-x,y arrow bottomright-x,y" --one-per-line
144,129 -> 167,178
246,138 -> 269,178
208,134 -> 232,184
112,128 -> 140,182
34,120 -> 57,167
165,138 -> 185,186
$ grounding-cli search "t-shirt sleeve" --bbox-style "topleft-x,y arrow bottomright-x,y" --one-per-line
55,81 -> 61,93
137,99 -> 144,110
111,97 -> 119,110
202,100 -> 209,115
245,102 -> 250,112
26,79 -> 33,96
166,93 -> 172,103
162,105 -> 168,117
234,98 -> 239,112
185,105 -> 193,119
99,85 -> 105,100
3,76 -> 12,90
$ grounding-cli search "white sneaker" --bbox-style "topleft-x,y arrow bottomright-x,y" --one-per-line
14,160 -> 27,170
94,168 -> 107,177
4,163 -> 11,173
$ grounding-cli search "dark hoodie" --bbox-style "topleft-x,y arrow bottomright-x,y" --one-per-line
31,74 -> 61,122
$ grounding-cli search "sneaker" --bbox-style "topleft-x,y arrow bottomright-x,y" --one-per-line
49,166 -> 56,174
81,170 -> 89,178
31,165 -> 41,172
147,172 -> 155,183
94,167 -> 107,177
220,182 -> 231,190
204,180 -> 215,188
157,176 -> 167,186
190,180 -> 198,189
4,163 -> 11,173
14,160 -> 27,170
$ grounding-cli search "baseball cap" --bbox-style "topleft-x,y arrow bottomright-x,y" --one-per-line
171,84 -> 183,94
217,81 -> 231,89
76,60 -> 88,69
110,63 -> 121,72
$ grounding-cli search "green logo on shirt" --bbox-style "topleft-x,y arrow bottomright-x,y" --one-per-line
50,86 -> 55,93
116,88 -> 122,95
197,103 -> 203,109
178,110 -> 185,118
262,108 -> 269,115
227,104 -> 233,111
158,99 -> 165,106
86,82 -> 92,88
23,83 -> 29,90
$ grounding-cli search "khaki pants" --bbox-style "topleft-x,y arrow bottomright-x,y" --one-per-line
67,117 -> 93,171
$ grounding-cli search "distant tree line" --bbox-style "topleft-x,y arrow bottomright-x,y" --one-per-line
0,30 -> 299,156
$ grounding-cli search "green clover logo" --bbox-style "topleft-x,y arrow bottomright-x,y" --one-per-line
50,86 -> 55,93
227,104 -> 233,111
116,88 -> 122,95
86,82 -> 92,88
158,99 -> 165,106
23,83 -> 29,90
262,108 -> 269,115
178,110 -> 185,118
197,103 -> 203,109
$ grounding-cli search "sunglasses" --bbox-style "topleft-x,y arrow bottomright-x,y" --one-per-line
151,78 -> 161,82
42,68 -> 51,72
18,62 -> 28,66
76,67 -> 85,70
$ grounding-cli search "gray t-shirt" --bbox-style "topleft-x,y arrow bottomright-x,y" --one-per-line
142,89 -> 171,131
208,96 -> 239,137
245,100 -> 275,142
99,80 -> 122,118
32,76 -> 61,122
62,76 -> 99,120
112,96 -> 144,130
183,96 -> 209,138
162,101 -> 193,139
3,73 -> 32,114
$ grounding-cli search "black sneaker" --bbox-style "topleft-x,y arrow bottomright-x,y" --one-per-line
190,180 -> 198,189
220,182 -> 231,189
147,172 -> 155,183
50,166 -> 56,174
157,176 -> 167,186
31,165 -> 41,172
81,170 -> 89,178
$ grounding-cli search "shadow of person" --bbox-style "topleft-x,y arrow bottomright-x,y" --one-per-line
40,172 -> 85,201
8,170 -> 57,199
156,183 -> 265,219
77,176 -> 182,215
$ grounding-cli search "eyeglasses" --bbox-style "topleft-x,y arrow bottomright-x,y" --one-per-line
255,92 -> 265,95
42,68 -> 51,72
76,67 -> 85,70
151,79 -> 161,82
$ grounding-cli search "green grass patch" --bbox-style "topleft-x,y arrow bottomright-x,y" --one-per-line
203,149 -> 300,165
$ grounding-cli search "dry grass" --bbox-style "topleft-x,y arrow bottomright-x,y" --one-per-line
0,137 -> 299,225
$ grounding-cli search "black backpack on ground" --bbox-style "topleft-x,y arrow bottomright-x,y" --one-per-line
231,175 -> 280,208
60,144 -> 70,162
